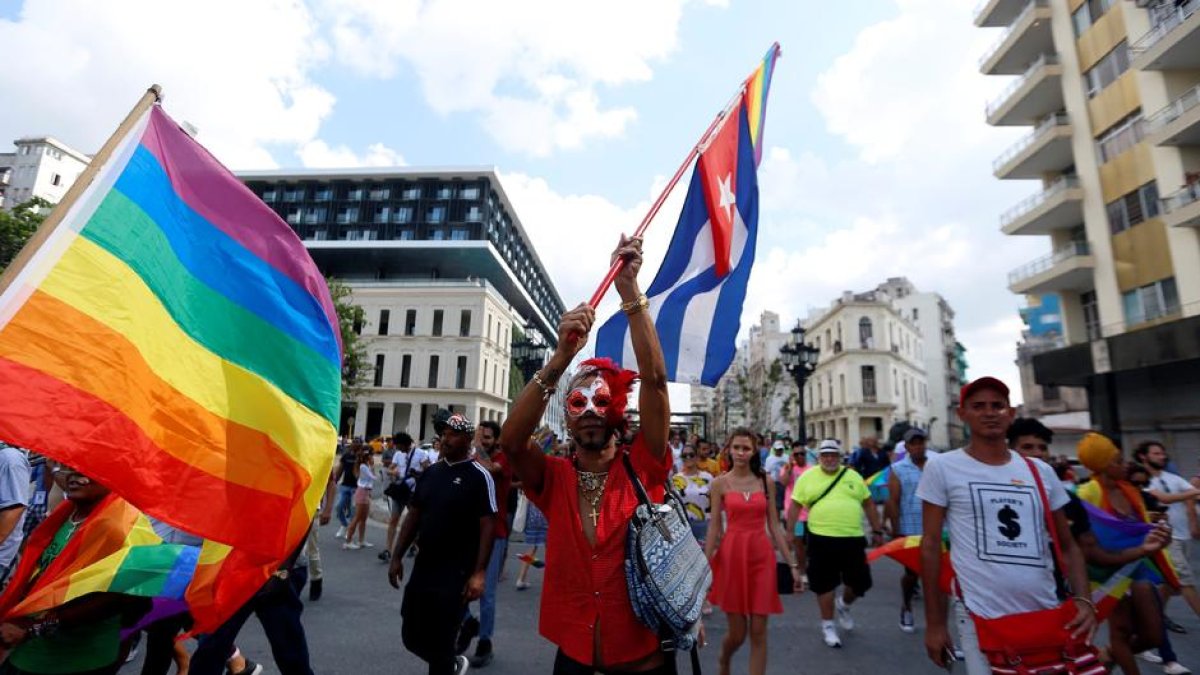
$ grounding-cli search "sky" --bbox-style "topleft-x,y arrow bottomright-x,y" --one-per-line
0,0 -> 1050,406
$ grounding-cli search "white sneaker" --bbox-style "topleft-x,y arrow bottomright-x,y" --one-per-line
822,622 -> 842,648
835,595 -> 855,632
1164,663 -> 1192,675
361,540 -> 375,548
454,655 -> 471,675
1140,652 -> 1165,665
343,542 -> 361,550
335,526 -> 347,539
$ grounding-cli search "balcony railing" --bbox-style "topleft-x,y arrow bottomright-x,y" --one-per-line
979,0 -> 1048,68
986,53 -> 1059,118
1145,84 -> 1200,135
993,112 -> 1070,172
1132,0 -> 1198,55
1008,241 -> 1090,286
1161,182 -> 1200,213
1000,175 -> 1079,228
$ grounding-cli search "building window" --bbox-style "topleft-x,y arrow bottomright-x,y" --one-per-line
483,358 -> 489,391
343,228 -> 378,241
393,206 -> 413,224
1107,181 -> 1159,234
312,229 -> 328,240
303,207 -> 326,224
1043,384 -> 1061,401
396,228 -> 416,241
373,354 -> 385,387
432,309 -> 444,336
430,228 -> 446,241
1123,277 -> 1180,326
859,318 -> 874,350
437,185 -> 454,199
347,188 -> 365,200
1073,0 -> 1115,37
262,189 -> 278,201
487,316 -> 492,342
456,356 -> 467,389
460,310 -> 471,337
50,173 -> 62,187
450,227 -> 470,240
379,309 -> 390,336
336,206 -> 359,224
405,310 -> 416,336
428,355 -> 439,388
465,206 -> 483,222
400,355 -> 411,387
373,205 -> 390,223
402,187 -> 421,200
460,186 -> 481,200
1096,111 -> 1144,163
427,206 -> 446,223
352,313 -> 363,335
369,187 -> 390,200
1081,291 -> 1101,341
1083,41 -> 1130,99
285,208 -> 301,225
284,188 -> 304,202
314,188 -> 333,202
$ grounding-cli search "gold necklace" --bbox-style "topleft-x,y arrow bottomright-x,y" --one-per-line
577,470 -> 608,527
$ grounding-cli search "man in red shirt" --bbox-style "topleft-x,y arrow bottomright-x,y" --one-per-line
500,234 -> 673,674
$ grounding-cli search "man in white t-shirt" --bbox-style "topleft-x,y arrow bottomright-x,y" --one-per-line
1136,440 -> 1200,622
917,377 -> 1096,673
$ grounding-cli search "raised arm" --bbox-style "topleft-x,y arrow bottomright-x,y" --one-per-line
499,305 -> 593,495
616,234 -> 669,464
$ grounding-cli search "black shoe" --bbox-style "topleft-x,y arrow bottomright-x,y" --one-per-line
456,616 -> 480,655
1166,617 -> 1188,634
378,549 -> 391,562
470,639 -> 494,668
308,578 -> 323,602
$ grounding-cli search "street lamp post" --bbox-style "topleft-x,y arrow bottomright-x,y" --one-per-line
779,321 -> 820,442
511,333 -> 548,384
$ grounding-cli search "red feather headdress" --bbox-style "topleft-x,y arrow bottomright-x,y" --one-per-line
571,357 -> 638,430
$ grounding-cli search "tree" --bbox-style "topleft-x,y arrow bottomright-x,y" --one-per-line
736,358 -> 786,432
0,197 -> 52,274
326,277 -> 372,397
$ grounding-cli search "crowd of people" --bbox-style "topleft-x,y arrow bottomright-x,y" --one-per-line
0,234 -> 1197,675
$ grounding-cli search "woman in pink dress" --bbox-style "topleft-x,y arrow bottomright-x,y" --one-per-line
705,427 -> 803,675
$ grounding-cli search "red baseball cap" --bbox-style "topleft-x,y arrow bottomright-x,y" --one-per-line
959,376 -> 1010,404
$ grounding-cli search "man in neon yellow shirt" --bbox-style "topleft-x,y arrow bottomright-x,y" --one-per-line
789,439 -> 884,649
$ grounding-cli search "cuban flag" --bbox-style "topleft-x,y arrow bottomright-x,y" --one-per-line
595,99 -> 759,386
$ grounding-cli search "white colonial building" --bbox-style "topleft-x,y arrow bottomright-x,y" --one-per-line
0,136 -> 89,209
802,289 -> 930,446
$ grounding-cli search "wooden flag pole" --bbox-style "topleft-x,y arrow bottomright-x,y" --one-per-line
0,84 -> 162,296
587,85 -> 746,310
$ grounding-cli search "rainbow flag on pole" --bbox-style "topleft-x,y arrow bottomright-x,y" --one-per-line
743,42 -> 780,166
0,90 -> 339,627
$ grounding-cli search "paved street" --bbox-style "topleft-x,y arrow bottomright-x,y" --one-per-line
200,512 -> 1200,675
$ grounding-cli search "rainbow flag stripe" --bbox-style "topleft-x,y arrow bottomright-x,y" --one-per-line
865,466 -> 890,489
0,104 -> 339,562
743,42 -> 781,166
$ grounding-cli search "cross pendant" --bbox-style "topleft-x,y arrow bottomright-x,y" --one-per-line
589,508 -> 600,527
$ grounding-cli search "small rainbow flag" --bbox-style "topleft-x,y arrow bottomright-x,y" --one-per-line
743,42 -> 781,166
867,534 -> 954,593
865,466 -> 890,489
0,495 -> 199,620
1090,560 -> 1138,622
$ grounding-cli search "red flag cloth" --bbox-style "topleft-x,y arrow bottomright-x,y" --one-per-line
868,535 -> 955,594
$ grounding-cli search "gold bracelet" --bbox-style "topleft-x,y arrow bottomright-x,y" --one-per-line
621,294 -> 649,315
531,372 -> 556,401
1072,596 -> 1098,614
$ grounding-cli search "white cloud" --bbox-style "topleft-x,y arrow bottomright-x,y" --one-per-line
314,0 -> 723,155
297,140 -> 407,168
0,0 -> 335,169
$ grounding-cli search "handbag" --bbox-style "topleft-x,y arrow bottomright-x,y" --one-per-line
512,491 -> 530,534
968,457 -> 1105,675
621,452 -> 712,657
383,450 -> 415,503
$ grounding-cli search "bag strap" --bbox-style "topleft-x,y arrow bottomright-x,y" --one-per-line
1022,456 -> 1067,574
808,467 -> 848,510
621,451 -> 654,509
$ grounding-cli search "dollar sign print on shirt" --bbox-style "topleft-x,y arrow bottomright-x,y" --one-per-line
997,504 -> 1021,541
970,482 -> 1045,567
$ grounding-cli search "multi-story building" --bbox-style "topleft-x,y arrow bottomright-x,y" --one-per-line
977,0 -> 1200,457
239,167 -> 566,441
745,311 -> 796,437
875,278 -> 966,447
1016,295 -> 1092,452
696,345 -> 749,443
0,136 -> 90,209
802,290 -> 930,446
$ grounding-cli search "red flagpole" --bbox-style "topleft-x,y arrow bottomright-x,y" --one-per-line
587,86 -> 746,310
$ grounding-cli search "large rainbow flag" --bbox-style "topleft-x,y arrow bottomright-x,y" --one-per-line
0,94 -> 340,627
